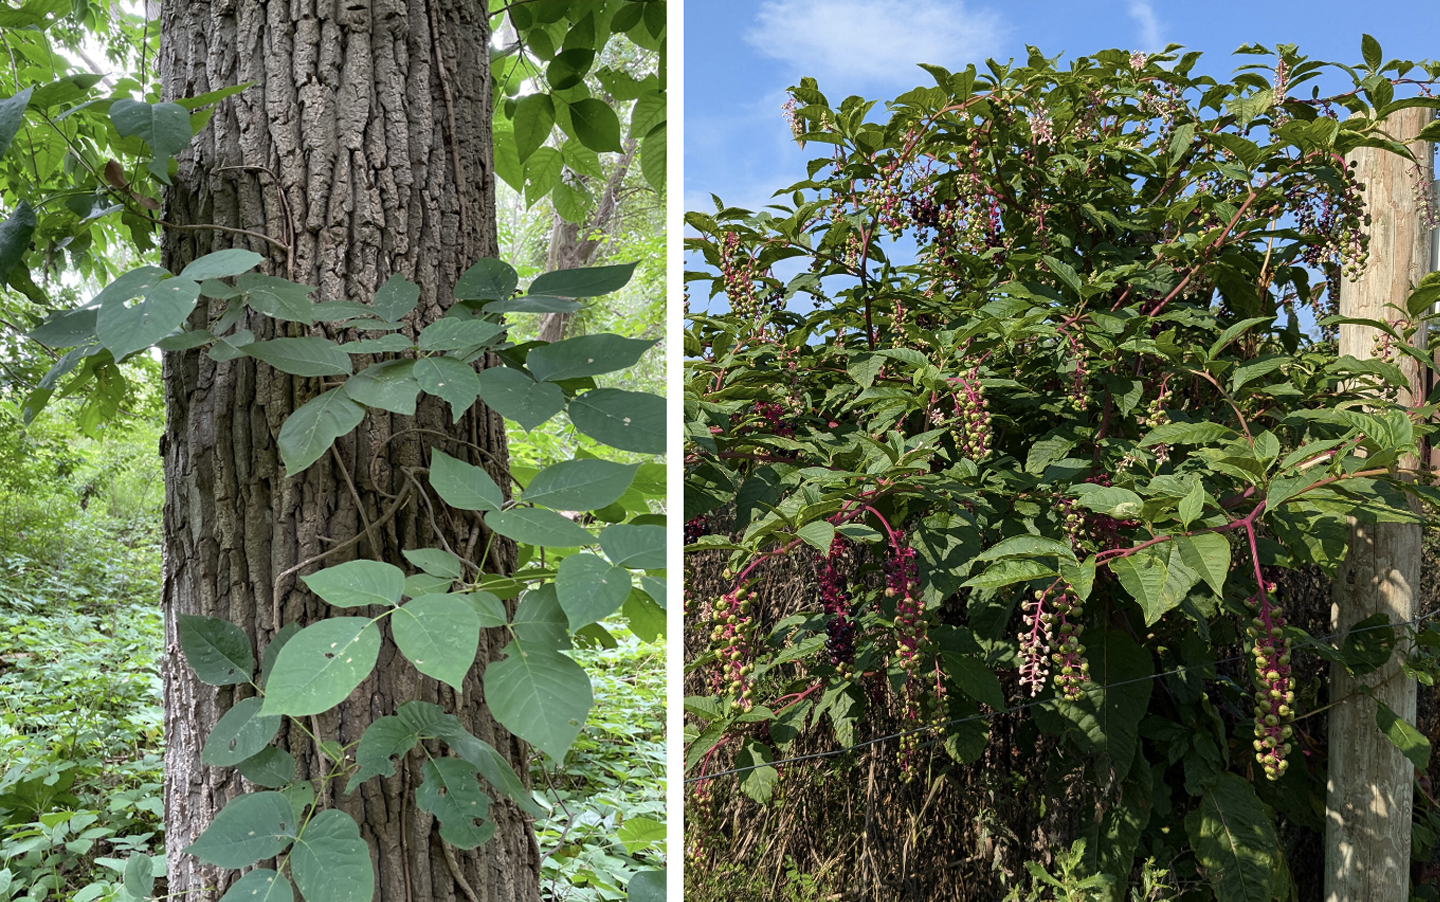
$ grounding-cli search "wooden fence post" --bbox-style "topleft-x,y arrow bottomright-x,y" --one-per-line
1325,105 -> 1432,902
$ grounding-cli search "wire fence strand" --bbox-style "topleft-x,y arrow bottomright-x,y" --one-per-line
685,609 -> 1438,784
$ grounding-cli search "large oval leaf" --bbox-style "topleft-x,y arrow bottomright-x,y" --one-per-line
259,619 -> 381,717
202,697 -> 282,766
521,459 -> 637,511
290,809 -> 374,902
97,277 -> 201,361
484,642 -> 593,761
182,791 -> 297,869
177,614 -> 254,686
393,594 -> 481,691
568,388 -> 664,454
301,560 -> 405,609
476,367 -> 566,431
429,449 -> 503,512
527,334 -> 656,383
486,508 -> 593,547
556,552 -> 631,629
276,387 -> 366,474
243,337 -> 352,377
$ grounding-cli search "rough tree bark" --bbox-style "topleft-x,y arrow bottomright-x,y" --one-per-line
1326,105 -> 1431,902
157,3 -> 540,900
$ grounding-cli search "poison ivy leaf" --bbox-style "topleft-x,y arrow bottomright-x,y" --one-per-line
415,356 -> 481,421
219,869 -> 293,902
569,388 -> 664,454
237,746 -> 297,789
290,809 -> 374,902
1376,701 -> 1431,770
301,560 -> 405,609
238,274 -> 317,324
243,337 -> 352,377
97,277 -> 201,362
522,459 -> 638,511
640,124 -> 665,192
476,367 -> 566,431
403,548 -> 463,579
486,508 -> 593,547
28,306 -> 98,347
1185,773 -> 1277,902
258,618 -> 381,717
429,449 -> 503,513
415,758 -> 495,849
0,87 -> 33,160
513,92 -> 556,162
468,591 -> 508,627
455,258 -> 519,302
484,641 -> 594,761
567,97 -> 624,153
0,201 -> 35,283
526,334 -> 656,383
599,523 -> 665,569
277,387 -> 366,473
529,262 -> 637,299
202,697 -> 281,766
417,318 -> 507,352
373,274 -> 419,323
484,295 -> 582,314
556,552 -> 631,629
345,360 -> 420,415
181,791 -> 297,869
177,614 -> 254,686
393,594 -> 481,690
623,589 -> 666,642
110,99 -> 191,181
179,249 -> 264,281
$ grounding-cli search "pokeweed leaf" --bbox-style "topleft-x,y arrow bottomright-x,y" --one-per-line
1185,773 -> 1278,902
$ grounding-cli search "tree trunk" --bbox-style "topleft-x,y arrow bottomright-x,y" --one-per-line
156,3 -> 540,901
1326,105 -> 1431,902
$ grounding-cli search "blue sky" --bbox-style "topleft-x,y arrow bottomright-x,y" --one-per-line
685,0 -> 1440,217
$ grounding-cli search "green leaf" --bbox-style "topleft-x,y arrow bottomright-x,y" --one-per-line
393,594 -> 481,691
238,274 -> 317,324
1069,484 -> 1144,519
258,619 -> 381,717
179,249 -> 264,281
526,334 -> 655,383
1174,532 -> 1230,597
415,356 -> 481,421
1186,773 -> 1278,902
975,534 -> 1077,563
486,508 -> 594,547
455,258 -> 519,302
417,318 -> 507,352
566,97 -> 624,153
599,523 -> 666,569
1376,701 -> 1431,770
28,306 -> 98,348
795,519 -> 835,553
1178,480 -> 1206,528
277,387 -> 366,473
237,747 -> 297,789
345,360 -> 420,415
301,560 -> 405,609
627,869 -> 666,902
513,92 -> 556,161
403,548 -> 463,579
416,758 -> 495,849
524,146 -> 564,205
429,449 -> 504,513
1140,421 -> 1236,447
0,201 -> 34,285
110,99 -> 191,182
522,459 -> 637,510
373,274 -> 419,323
476,367 -> 566,431
243,337 -> 352,377
219,869 -> 293,902
406,573 -> 453,598
290,809 -> 374,902
1111,544 -> 1199,626
548,48 -> 595,90
569,388 -> 665,454
1361,33 -> 1382,69
961,558 -> 1055,590
616,816 -> 665,855
202,697 -> 281,766
623,589 -> 665,642
941,652 -> 1007,710
123,851 -> 154,901
97,277 -> 201,361
529,262 -> 637,299
1341,612 -> 1396,675
556,552 -> 631,629
177,614 -> 255,686
485,295 -> 583,314
181,791 -> 297,869
0,87 -> 33,160
468,591 -> 508,628
640,124 -> 666,192
1040,631 -> 1152,775
484,642 -> 594,760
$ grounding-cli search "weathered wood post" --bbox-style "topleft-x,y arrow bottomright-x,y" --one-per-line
1326,105 -> 1432,902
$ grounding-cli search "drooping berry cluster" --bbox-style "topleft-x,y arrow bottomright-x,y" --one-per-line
1246,580 -> 1295,779
719,231 -> 765,321
684,516 -> 708,545
1295,158 -> 1370,306
950,371 -> 991,460
886,542 -> 923,674
1018,580 -> 1089,700
741,401 -> 795,439
709,588 -> 759,710
1140,376 -> 1172,463
815,534 -> 856,668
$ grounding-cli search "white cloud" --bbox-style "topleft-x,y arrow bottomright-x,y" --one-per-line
1127,0 -> 1163,52
743,0 -> 1006,89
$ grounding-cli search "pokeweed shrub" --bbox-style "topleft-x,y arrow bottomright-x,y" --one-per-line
685,38 -> 1440,899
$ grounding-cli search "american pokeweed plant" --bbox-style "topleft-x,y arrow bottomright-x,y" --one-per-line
24,250 -> 667,902
684,38 -> 1440,897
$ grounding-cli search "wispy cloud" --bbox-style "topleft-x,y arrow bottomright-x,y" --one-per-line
1127,0 -> 1163,52
743,0 -> 1006,89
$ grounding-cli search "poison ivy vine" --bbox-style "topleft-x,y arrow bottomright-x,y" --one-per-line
685,38 -> 1440,899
